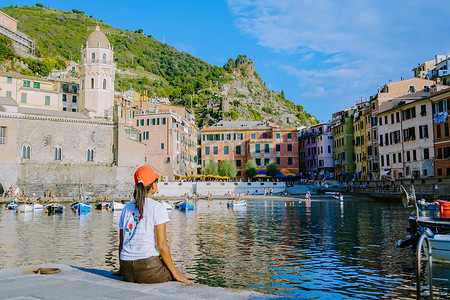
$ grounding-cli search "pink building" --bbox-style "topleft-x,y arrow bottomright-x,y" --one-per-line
201,121 -> 299,179
134,105 -> 199,180
298,123 -> 334,179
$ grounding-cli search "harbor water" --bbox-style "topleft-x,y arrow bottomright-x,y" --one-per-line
1,197 -> 449,299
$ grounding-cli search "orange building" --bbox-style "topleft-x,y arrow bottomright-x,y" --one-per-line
201,121 -> 299,179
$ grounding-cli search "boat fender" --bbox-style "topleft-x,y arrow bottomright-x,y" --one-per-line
417,227 -> 434,238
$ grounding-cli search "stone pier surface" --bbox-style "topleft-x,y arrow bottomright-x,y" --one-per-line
0,264 -> 274,300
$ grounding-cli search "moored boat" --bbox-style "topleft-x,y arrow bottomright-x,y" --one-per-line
5,200 -> 19,210
110,201 -> 125,210
332,192 -> 344,201
227,199 -> 247,208
422,233 -> 450,263
32,203 -> 44,210
45,203 -> 64,214
71,202 -> 92,212
95,202 -> 109,209
17,204 -> 34,212
175,200 -> 194,210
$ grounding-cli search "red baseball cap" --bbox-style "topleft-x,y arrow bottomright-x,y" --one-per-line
134,166 -> 160,186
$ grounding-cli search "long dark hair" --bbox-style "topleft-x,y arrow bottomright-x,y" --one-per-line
133,179 -> 158,217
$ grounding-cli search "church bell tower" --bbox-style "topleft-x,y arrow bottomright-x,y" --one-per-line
79,26 -> 116,119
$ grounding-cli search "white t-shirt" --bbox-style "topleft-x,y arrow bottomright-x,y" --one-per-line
119,198 -> 169,261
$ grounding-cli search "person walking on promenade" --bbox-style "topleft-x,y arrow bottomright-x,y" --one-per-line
270,187 -> 273,196
112,166 -> 191,284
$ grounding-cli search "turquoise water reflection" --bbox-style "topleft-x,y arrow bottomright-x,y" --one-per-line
1,198 -> 449,299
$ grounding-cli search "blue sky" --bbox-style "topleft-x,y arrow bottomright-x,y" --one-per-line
3,1 -> 450,122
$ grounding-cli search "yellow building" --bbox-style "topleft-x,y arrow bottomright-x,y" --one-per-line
0,73 -> 59,111
353,102 -> 370,181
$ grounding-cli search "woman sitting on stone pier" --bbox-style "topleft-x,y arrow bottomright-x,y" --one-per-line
112,166 -> 191,284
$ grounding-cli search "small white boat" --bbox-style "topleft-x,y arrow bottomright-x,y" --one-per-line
227,199 -> 247,208
160,201 -> 173,210
332,193 -> 344,201
110,201 -> 125,210
32,203 -> 44,210
17,204 -> 34,212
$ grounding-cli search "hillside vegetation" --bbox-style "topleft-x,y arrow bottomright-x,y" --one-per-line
1,5 -> 318,128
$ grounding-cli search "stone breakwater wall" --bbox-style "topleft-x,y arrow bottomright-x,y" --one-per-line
154,181 -> 286,197
12,164 -> 136,198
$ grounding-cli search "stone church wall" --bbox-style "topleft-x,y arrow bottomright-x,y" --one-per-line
17,164 -> 136,198
0,116 -> 141,197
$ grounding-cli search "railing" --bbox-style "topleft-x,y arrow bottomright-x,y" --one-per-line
80,59 -> 116,66
416,231 -> 433,300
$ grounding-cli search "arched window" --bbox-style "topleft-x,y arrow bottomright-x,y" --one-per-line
102,53 -> 106,63
91,78 -> 95,89
103,79 -> 107,90
87,149 -> 94,161
54,146 -> 62,161
91,52 -> 96,60
22,145 -> 31,159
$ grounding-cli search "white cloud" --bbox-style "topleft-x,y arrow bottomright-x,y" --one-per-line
227,0 -> 450,120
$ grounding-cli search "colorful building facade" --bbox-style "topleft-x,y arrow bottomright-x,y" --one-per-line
201,121 -> 299,179
332,108 -> 355,182
134,105 -> 199,180
430,89 -> 450,177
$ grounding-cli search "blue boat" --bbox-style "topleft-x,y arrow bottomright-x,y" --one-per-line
6,200 -> 19,210
71,202 -> 92,212
176,200 -> 195,210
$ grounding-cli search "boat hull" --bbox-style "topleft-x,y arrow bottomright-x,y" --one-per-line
110,201 -> 125,210
45,204 -> 64,214
177,202 -> 194,210
423,234 -> 450,263
95,202 -> 109,209
17,204 -> 34,212
32,203 -> 44,210
408,216 -> 450,235
227,200 -> 247,207
6,201 -> 19,210
71,203 -> 92,211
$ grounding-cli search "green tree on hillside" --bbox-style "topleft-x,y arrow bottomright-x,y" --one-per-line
0,37 -> 14,62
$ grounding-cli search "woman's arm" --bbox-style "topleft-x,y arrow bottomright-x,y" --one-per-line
111,229 -> 123,276
155,223 -> 192,283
